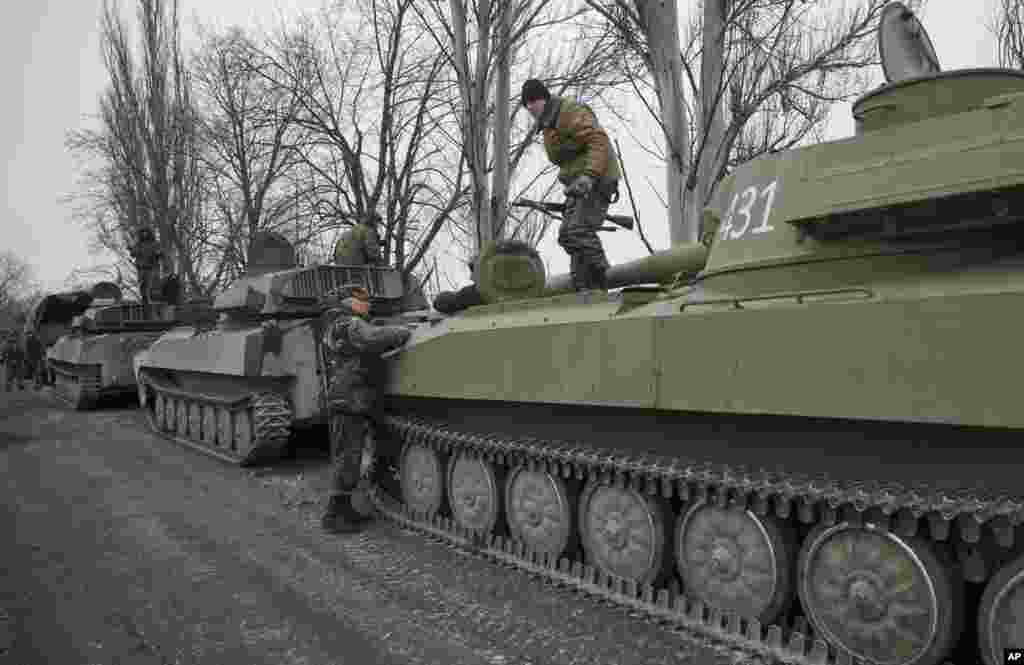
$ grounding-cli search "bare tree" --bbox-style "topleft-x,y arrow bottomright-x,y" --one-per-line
410,0 -> 635,267
66,0 -> 208,296
259,0 -> 468,290
995,0 -> 1024,68
594,0 -> 894,243
0,252 -> 39,331
191,26 -> 309,279
0,253 -> 34,313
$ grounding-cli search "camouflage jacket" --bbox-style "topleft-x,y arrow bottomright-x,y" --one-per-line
334,224 -> 383,266
540,97 -> 621,185
324,313 -> 411,413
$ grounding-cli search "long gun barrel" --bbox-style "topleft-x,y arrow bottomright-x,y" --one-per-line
513,198 -> 635,231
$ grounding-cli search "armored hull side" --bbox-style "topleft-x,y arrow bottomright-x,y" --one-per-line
49,331 -> 164,409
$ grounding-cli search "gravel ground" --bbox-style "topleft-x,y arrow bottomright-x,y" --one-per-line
0,388 -> 736,665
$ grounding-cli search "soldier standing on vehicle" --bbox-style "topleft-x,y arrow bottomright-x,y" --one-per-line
320,284 -> 411,534
334,212 -> 384,267
521,78 -> 621,292
130,227 -> 163,313
1,334 -> 24,392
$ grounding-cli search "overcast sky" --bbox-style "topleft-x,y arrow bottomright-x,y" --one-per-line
2,0 -> 1003,294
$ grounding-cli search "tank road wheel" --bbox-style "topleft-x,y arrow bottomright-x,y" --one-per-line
446,453 -> 501,535
798,523 -> 962,665
676,501 -> 795,624
188,402 -> 202,440
201,405 -> 217,446
979,553 -> 1024,665
153,392 -> 166,431
233,409 -> 253,455
176,399 -> 188,435
579,480 -> 671,586
505,467 -> 575,558
400,442 -> 444,518
217,407 -> 233,449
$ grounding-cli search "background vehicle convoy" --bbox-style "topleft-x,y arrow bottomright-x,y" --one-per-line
44,281 -> 197,410
127,3 -> 1023,663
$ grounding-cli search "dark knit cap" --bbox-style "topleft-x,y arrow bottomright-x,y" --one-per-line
521,79 -> 550,107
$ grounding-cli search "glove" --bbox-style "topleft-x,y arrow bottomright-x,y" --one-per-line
565,175 -> 595,198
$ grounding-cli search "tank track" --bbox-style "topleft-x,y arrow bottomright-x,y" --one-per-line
143,382 -> 293,466
372,414 -> 1024,665
51,363 -> 101,410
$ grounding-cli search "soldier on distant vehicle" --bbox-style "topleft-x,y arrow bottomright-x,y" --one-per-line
130,227 -> 163,311
320,284 -> 412,534
334,212 -> 384,267
521,78 -> 621,292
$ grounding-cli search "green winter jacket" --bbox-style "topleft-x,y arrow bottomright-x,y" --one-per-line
541,97 -> 621,186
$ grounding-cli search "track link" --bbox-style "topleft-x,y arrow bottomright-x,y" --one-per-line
142,382 -> 292,466
373,414 -> 1021,665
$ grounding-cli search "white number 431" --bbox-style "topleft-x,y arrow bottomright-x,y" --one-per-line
719,180 -> 779,240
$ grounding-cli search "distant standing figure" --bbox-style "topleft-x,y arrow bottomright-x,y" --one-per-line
1,336 -> 24,392
130,227 -> 163,309
334,213 -> 384,267
23,332 -> 44,390
320,284 -> 411,534
521,78 -> 621,292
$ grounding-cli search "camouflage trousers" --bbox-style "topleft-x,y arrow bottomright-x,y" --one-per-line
328,411 -> 373,496
558,189 -> 611,291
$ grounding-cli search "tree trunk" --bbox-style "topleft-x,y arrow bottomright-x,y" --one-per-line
635,0 -> 692,244
687,0 -> 726,236
491,2 -> 512,240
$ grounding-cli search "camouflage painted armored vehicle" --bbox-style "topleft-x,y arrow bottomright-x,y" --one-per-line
46,282 -> 189,409
371,6 -> 1024,664
133,231 -> 412,466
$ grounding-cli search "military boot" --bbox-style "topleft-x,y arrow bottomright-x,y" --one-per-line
321,493 -> 367,534
589,263 -> 609,291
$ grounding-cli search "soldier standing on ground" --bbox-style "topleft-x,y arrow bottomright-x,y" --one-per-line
521,78 -> 621,292
130,227 -> 163,313
24,332 -> 44,390
320,284 -> 412,534
334,213 -> 384,267
1,334 -> 24,392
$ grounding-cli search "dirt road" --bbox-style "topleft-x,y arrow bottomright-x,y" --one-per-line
0,389 -> 731,665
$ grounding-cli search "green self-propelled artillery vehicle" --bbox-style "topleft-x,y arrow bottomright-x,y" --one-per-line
370,5 -> 1024,664
133,231 -> 415,466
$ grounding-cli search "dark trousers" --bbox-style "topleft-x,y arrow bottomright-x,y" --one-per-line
559,190 -> 611,289
328,411 -> 372,496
